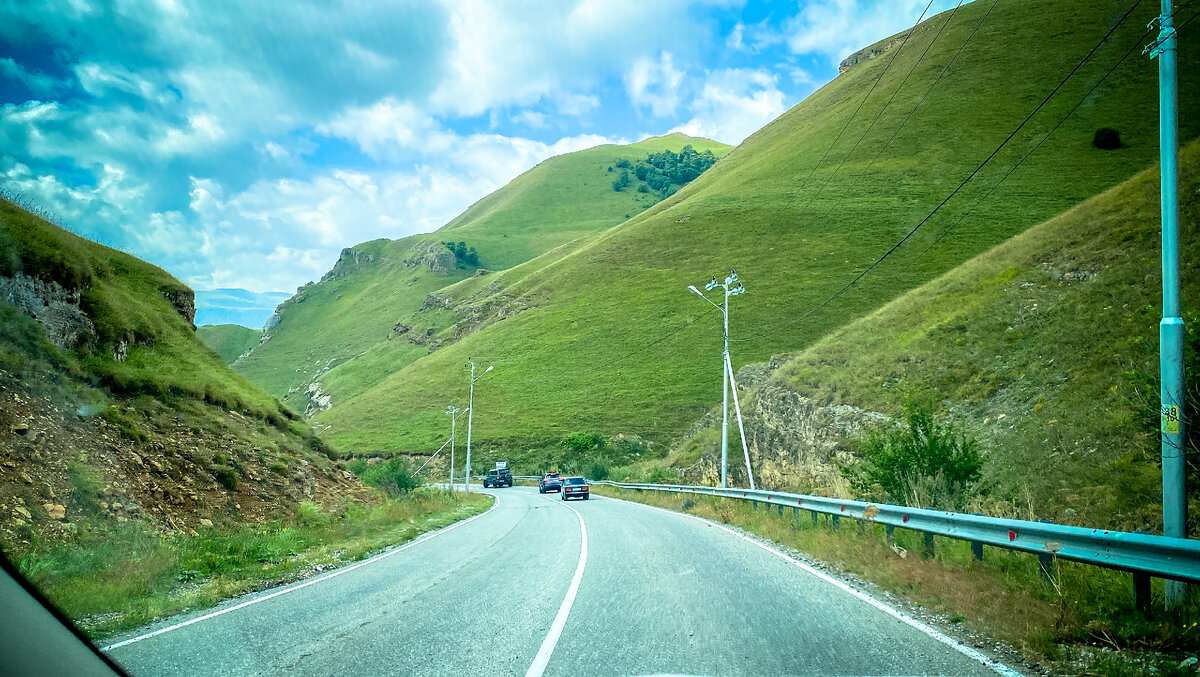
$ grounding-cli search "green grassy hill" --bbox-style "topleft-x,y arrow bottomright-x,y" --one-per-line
677,137 -> 1200,534
317,0 -> 1199,455
0,198 -> 357,548
233,134 -> 732,407
197,324 -> 263,364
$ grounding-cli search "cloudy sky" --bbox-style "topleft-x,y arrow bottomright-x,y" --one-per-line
1,0 -> 956,294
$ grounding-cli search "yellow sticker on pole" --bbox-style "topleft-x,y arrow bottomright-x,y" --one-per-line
1162,404 -> 1181,435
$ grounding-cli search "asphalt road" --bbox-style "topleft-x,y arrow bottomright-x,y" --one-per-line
103,486 -> 1016,676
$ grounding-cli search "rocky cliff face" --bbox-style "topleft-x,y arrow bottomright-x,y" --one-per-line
402,241 -> 457,274
161,287 -> 196,325
0,273 -> 94,350
684,361 -> 888,495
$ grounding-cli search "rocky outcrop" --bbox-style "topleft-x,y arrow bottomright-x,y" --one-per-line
322,247 -> 377,282
839,34 -> 906,74
161,287 -> 196,325
0,273 -> 95,350
684,365 -> 888,494
304,380 -> 332,418
403,242 -> 457,274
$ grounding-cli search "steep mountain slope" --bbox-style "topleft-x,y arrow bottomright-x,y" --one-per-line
197,324 -> 262,364
318,0 -> 1200,453
234,134 -> 731,407
0,199 -> 361,551
677,138 -> 1199,534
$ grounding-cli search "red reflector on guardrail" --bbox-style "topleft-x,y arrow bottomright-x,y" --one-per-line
902,515 -> 909,523
1009,531 -> 1017,541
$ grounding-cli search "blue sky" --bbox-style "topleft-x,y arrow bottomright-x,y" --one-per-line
1,0 -> 956,294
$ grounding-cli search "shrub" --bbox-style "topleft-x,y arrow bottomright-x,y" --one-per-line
295,501 -> 326,526
355,456 -> 421,496
68,461 -> 103,514
268,461 -> 289,475
1092,128 -> 1123,150
99,407 -> 148,442
588,462 -> 609,481
212,464 -> 238,490
560,431 -> 609,452
842,400 -> 986,511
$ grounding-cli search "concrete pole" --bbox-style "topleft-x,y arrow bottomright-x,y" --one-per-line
1155,0 -> 1187,608
721,288 -> 730,489
465,363 -> 475,495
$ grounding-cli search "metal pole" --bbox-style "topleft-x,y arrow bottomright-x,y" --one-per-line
1155,0 -> 1187,608
449,411 -> 456,489
465,363 -> 475,495
726,352 -> 755,490
721,289 -> 730,489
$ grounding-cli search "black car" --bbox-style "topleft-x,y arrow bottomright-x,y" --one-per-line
538,472 -> 563,493
561,477 -> 589,501
483,468 -> 512,488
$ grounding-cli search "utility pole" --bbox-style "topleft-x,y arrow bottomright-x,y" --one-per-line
463,360 -> 493,495
689,270 -> 745,488
1147,0 -> 1187,608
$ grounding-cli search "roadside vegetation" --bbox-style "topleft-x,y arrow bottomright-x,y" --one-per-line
15,487 -> 491,638
593,485 -> 1200,676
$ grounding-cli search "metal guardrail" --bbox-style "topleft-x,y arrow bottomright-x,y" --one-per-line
595,481 -> 1200,585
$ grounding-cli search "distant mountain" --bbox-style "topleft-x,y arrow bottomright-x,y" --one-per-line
194,288 -> 291,328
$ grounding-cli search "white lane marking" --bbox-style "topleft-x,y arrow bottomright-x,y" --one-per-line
525,495 -> 588,677
605,494 -> 1022,677
101,493 -> 502,653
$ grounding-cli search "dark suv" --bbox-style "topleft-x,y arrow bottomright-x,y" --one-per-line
538,472 -> 563,493
483,467 -> 512,488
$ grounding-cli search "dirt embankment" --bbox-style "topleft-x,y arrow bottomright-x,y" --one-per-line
0,371 -> 367,551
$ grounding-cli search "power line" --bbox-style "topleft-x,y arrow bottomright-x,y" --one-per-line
772,0 -> 938,224
732,0 -> 1148,345
798,0 -> 969,217
814,0 -> 998,223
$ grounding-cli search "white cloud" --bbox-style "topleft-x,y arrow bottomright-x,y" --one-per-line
671,68 -> 786,145
626,51 -> 686,117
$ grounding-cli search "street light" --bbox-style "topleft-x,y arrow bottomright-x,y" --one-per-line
463,360 -> 493,495
688,270 -> 746,489
445,405 -> 465,488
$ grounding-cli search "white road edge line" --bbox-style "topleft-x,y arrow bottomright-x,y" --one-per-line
525,495 -> 588,677
101,492 -> 502,653
604,493 -> 1023,677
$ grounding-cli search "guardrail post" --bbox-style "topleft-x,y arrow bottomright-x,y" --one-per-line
1134,573 -> 1152,612
793,506 -> 800,528
777,504 -> 783,517
885,524 -> 895,547
922,532 -> 935,559
752,499 -> 758,509
970,513 -> 984,561
1037,519 -> 1055,581
831,514 -> 840,531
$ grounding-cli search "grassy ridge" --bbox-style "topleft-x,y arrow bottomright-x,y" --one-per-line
236,135 -> 731,404
197,324 -> 262,364
725,138 -> 1200,532
0,199 -> 287,422
321,0 -> 1200,453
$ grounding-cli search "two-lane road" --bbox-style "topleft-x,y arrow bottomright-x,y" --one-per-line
105,487 -> 1016,676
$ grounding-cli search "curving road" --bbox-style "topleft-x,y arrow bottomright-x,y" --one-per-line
103,486 -> 1016,676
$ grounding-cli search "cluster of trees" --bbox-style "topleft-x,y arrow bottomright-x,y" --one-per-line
610,144 -> 719,196
442,240 -> 480,267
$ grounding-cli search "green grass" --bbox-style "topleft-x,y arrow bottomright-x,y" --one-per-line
15,488 -> 492,638
0,199 -> 290,425
320,0 -> 1200,454
234,135 -> 732,403
196,324 -> 262,364
595,485 -> 1200,672
685,137 -> 1200,534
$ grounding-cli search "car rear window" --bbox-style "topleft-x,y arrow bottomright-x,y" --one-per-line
565,478 -> 586,485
